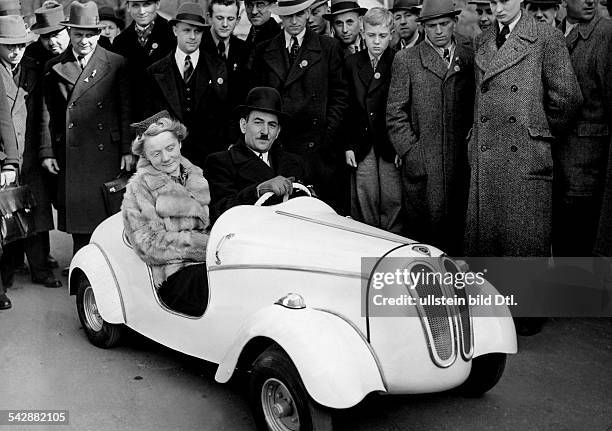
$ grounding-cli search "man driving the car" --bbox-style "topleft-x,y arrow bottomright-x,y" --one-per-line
205,87 -> 305,222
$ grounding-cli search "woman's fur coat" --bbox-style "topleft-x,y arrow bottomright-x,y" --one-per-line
122,156 -> 210,286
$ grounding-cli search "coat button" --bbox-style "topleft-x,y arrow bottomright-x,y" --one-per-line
369,112 -> 375,117
97,123 -> 103,130
481,145 -> 488,152
511,85 -> 518,92
186,107 -> 191,112
98,144 -> 104,151
480,116 -> 488,123
68,122 -> 74,129
186,87 -> 191,92
308,142 -> 315,148
481,84 -> 489,93
312,118 -> 318,126
509,116 -> 516,123
510,145 -> 518,152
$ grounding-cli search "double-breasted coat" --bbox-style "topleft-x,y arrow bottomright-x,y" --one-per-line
145,49 -> 229,169
204,139 -> 305,222
41,46 -> 131,234
387,40 -> 474,254
250,29 -> 349,196
111,15 -> 176,122
465,13 -> 582,257
1,56 -> 54,233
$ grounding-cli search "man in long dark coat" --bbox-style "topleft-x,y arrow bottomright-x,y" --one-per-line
251,0 -> 349,211
111,0 -> 175,122
464,0 -> 582,258
244,0 -> 281,48
145,3 -> 229,168
387,0 -> 474,254
552,3 -> 612,257
41,1 -> 133,255
25,2 -> 70,65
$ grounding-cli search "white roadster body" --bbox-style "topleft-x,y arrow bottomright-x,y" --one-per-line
69,196 -> 517,430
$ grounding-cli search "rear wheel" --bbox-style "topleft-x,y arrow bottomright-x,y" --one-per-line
76,276 -> 123,348
249,344 -> 332,431
458,353 -> 507,397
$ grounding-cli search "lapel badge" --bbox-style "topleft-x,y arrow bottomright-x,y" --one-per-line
299,60 -> 308,69
454,65 -> 460,72
374,72 -> 381,80
233,63 -> 238,71
217,77 -> 224,85
84,69 -> 97,83
152,43 -> 158,50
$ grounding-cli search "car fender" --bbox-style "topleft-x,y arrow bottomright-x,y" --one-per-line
69,244 -> 126,325
215,305 -> 386,409
470,280 -> 518,357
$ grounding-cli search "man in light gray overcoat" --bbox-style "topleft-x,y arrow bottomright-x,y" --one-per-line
465,0 -> 582,257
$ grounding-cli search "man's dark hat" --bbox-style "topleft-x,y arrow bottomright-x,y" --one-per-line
523,0 -> 561,5
31,2 -> 65,34
417,0 -> 460,22
390,0 -> 422,13
235,87 -> 290,121
0,0 -> 21,16
323,0 -> 367,20
99,6 -> 124,29
130,110 -> 174,136
169,2 -> 207,27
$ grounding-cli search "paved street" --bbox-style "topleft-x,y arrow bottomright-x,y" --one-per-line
0,229 -> 611,431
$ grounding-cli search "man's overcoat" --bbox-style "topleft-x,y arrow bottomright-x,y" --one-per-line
465,13 -> 582,256
41,46 -> 131,234
387,40 -> 474,254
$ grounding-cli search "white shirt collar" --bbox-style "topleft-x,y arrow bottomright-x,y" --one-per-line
72,48 -> 95,68
498,10 -> 521,34
401,30 -> 420,49
250,148 -> 270,166
284,28 -> 306,49
564,20 -> 578,37
174,48 -> 200,78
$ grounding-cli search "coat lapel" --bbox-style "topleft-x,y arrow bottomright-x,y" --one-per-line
69,46 -> 110,104
444,42 -> 469,82
284,29 -> 322,88
196,49 -> 224,108
153,53 -> 183,119
482,13 -> 538,83
475,26 -> 497,74
230,142 -> 274,183
50,49 -> 81,88
356,51 -> 373,91
263,33 -> 289,81
419,42 -> 447,80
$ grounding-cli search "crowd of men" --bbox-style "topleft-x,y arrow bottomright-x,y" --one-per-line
0,0 -> 610,311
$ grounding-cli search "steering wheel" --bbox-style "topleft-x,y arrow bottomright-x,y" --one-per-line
254,182 -> 312,206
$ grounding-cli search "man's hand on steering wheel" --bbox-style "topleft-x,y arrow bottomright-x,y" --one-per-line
257,176 -> 295,198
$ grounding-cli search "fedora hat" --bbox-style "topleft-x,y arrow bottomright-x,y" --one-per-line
417,0 -> 460,22
61,1 -> 104,29
235,87 -> 290,121
323,0 -> 367,20
523,0 -> 561,5
271,0 -> 316,16
0,15 -> 35,44
0,0 -> 20,16
98,6 -> 124,29
390,0 -> 422,13
169,2 -> 207,27
31,2 -> 65,35
310,0 -> 328,10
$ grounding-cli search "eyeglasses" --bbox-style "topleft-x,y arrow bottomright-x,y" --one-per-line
245,1 -> 272,10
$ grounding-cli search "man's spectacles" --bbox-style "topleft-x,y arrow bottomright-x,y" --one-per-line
246,1 -> 272,10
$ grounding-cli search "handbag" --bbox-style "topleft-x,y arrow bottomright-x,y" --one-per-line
0,184 -> 37,246
101,170 -> 132,217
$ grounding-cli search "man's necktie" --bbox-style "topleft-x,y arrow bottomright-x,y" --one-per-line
218,40 -> 226,60
443,48 -> 451,65
289,36 -> 299,65
77,55 -> 86,70
371,57 -> 378,71
496,25 -> 510,49
136,23 -> 152,47
184,55 -> 194,83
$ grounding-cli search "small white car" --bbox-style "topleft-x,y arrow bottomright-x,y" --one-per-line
68,192 -> 517,431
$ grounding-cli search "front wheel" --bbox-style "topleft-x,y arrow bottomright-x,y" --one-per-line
457,353 -> 507,397
76,276 -> 123,348
249,344 -> 332,431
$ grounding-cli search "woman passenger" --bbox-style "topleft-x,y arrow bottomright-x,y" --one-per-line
122,112 -> 210,316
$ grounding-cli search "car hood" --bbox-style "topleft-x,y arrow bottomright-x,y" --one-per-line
207,197 -> 441,276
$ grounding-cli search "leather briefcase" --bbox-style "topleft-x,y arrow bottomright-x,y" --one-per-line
0,184 -> 37,246
101,171 -> 132,217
